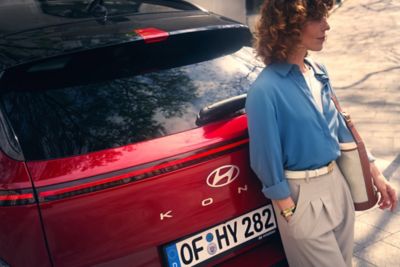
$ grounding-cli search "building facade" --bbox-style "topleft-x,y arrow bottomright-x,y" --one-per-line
187,0 -> 264,25
187,0 -> 247,23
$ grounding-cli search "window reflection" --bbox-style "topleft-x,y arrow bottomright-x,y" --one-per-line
1,47 -> 262,160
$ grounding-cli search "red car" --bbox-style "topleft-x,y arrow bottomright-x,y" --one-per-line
0,1 -> 287,266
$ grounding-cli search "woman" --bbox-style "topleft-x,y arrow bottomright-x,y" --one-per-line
245,0 -> 398,266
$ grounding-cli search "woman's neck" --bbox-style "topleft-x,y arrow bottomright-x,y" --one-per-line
287,48 -> 308,73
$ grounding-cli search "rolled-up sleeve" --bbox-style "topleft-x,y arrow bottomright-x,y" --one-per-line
337,111 -> 354,143
245,84 -> 291,200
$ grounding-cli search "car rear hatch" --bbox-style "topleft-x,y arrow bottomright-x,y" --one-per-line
0,2 -> 286,266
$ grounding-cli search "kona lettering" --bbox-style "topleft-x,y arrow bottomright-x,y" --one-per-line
202,198 -> 213,206
160,210 -> 173,220
161,185 -> 249,220
238,184 -> 248,194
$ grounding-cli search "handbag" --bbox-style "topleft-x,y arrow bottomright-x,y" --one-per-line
331,94 -> 378,211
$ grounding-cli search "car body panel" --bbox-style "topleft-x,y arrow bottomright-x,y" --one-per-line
0,151 -> 32,190
0,151 -> 51,267
0,204 -> 52,267
27,115 -> 284,266
27,115 -> 248,186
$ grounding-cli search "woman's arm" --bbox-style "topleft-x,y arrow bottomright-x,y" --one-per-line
370,162 -> 398,212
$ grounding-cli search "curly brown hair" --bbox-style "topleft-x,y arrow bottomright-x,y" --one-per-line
254,0 -> 334,65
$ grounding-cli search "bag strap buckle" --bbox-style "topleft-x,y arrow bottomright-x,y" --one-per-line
342,111 -> 351,122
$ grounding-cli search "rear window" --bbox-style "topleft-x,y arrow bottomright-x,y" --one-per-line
0,47 -> 263,161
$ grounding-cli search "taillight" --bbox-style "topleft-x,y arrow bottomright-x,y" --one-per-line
134,28 -> 169,44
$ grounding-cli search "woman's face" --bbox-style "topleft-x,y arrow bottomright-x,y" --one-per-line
300,16 -> 331,51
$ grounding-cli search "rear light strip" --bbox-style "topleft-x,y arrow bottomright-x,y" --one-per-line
0,190 -> 35,206
36,136 -> 250,203
0,136 -> 249,206
37,137 -> 249,202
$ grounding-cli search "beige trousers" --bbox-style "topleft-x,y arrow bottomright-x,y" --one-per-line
273,164 -> 355,267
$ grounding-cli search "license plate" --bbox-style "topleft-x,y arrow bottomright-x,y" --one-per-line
162,205 -> 277,267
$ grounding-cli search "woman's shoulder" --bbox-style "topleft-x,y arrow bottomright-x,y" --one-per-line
247,67 -> 282,106
251,66 -> 281,88
249,64 -> 291,95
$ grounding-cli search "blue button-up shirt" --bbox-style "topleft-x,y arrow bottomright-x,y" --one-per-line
245,59 -> 355,200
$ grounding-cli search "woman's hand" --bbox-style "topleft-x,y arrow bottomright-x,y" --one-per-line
370,163 -> 398,212
273,197 -> 296,222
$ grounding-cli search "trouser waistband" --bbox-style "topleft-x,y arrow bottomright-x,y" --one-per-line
285,161 -> 335,180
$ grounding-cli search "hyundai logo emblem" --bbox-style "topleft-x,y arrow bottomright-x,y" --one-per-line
206,165 -> 240,188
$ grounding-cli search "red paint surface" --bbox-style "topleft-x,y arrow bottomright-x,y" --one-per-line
2,115 -> 286,266
27,116 -> 249,187
0,204 -> 51,267
0,152 -> 51,266
0,151 -> 32,190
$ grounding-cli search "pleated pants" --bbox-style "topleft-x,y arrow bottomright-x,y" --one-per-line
272,163 -> 355,267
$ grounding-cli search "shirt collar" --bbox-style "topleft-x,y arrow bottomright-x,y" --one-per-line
304,58 -> 329,83
269,62 -> 296,77
269,58 -> 329,83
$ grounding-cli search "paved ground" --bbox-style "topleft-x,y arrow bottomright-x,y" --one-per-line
314,0 -> 400,266
248,0 -> 400,265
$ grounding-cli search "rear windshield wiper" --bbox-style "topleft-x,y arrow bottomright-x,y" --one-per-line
196,94 -> 246,126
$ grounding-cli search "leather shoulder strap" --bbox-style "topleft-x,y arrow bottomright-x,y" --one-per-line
329,88 -> 363,145
330,92 -> 344,114
314,62 -> 376,209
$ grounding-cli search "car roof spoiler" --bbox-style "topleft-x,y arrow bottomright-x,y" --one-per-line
0,23 -> 252,92
0,5 -> 249,71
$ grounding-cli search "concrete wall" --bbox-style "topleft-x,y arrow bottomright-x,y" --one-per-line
187,0 -> 246,24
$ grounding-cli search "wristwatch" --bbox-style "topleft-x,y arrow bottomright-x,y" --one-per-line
280,205 -> 296,220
